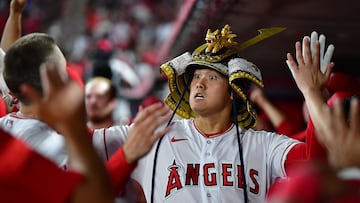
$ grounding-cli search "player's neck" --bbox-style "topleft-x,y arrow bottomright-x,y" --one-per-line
194,117 -> 233,136
17,104 -> 37,119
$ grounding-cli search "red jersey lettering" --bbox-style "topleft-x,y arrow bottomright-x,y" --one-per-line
249,169 -> 259,194
185,164 -> 200,185
165,161 -> 183,197
222,163 -> 233,186
204,163 -> 217,186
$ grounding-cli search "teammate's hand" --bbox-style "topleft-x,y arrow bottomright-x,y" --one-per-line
286,37 -> 334,96
316,98 -> 360,170
10,0 -> 27,14
249,86 -> 266,105
123,102 -> 172,163
20,62 -> 86,135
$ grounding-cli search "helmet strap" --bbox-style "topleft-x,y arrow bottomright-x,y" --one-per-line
232,90 -> 248,203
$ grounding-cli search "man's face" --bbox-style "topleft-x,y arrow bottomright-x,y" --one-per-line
85,81 -> 115,122
189,68 -> 232,117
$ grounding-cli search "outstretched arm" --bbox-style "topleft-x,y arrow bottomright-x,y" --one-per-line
0,0 -> 26,51
106,102 -> 172,193
21,62 -> 114,203
0,0 -> 27,111
286,36 -> 334,140
284,32 -> 335,168
250,86 -> 287,128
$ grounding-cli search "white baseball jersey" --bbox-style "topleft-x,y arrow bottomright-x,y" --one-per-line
92,118 -> 300,203
0,113 -> 68,169
0,112 -> 140,202
0,112 -> 129,168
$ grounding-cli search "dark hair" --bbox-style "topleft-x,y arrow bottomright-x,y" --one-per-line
92,60 -> 112,80
4,33 -> 58,104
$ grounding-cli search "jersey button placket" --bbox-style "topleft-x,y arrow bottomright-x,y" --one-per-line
204,140 -> 212,159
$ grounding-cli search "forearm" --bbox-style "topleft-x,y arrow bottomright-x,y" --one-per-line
300,89 -> 329,161
302,88 -> 328,134
1,9 -> 22,51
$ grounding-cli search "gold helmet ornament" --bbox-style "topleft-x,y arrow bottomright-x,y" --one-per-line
160,24 -> 285,129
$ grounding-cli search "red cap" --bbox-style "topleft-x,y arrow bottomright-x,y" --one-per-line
142,96 -> 163,107
327,72 -> 360,95
96,39 -> 113,53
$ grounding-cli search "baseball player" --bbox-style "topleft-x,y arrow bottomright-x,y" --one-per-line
90,25 -> 335,202
0,61 -> 113,203
85,77 -> 117,130
0,1 -> 172,201
85,76 -> 148,202
1,32 -> 171,195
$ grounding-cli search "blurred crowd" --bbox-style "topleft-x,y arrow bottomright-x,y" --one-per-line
1,0 -> 360,203
0,0 -> 179,123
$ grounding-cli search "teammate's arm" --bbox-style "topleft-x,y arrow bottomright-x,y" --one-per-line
0,0 -> 25,51
250,86 -> 288,129
105,103 -> 172,193
286,35 -> 334,144
0,0 -> 27,112
284,35 -> 335,170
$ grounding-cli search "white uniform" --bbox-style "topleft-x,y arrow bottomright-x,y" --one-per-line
0,113 -> 68,169
0,112 -> 129,168
92,118 -> 300,203
0,112 -> 139,203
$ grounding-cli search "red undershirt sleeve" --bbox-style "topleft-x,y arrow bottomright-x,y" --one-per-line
285,116 -> 328,173
106,147 -> 137,194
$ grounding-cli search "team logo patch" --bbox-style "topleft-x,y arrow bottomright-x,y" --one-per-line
5,120 -> 13,128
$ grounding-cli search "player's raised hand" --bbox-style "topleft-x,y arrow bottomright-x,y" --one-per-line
317,97 -> 360,170
123,102 -> 172,163
286,37 -> 334,96
20,62 -> 86,135
10,0 -> 27,13
249,85 -> 266,105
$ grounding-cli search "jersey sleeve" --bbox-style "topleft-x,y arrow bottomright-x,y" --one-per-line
92,125 -> 129,161
92,125 -> 137,194
0,129 -> 83,203
266,132 -> 301,180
